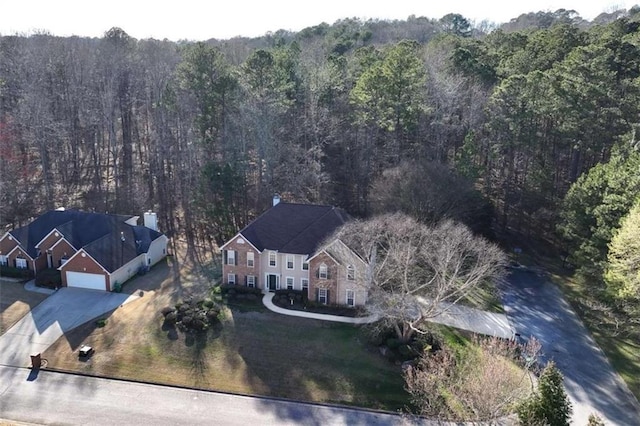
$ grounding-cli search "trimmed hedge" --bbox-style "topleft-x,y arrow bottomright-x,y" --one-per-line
0,265 -> 34,280
35,268 -> 62,288
219,284 -> 262,296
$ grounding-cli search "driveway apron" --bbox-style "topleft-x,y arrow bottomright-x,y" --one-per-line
502,270 -> 640,425
0,288 -> 135,367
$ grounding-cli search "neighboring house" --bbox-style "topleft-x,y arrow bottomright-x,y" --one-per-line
0,209 -> 168,291
220,196 -> 367,307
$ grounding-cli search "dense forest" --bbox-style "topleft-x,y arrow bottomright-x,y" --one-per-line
2,7 -> 640,287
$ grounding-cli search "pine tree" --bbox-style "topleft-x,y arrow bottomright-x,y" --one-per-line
518,361 -> 572,426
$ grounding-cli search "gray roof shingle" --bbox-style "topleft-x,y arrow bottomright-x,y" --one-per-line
239,203 -> 349,255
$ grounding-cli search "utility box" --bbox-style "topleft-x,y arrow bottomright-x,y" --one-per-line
30,353 -> 42,369
79,345 -> 94,357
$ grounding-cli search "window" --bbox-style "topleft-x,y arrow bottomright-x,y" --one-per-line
15,258 -> 27,269
227,274 -> 236,285
318,288 -> 328,304
247,252 -> 254,268
247,275 -> 255,288
286,277 -> 294,290
346,290 -> 355,307
60,257 -> 69,267
286,255 -> 294,270
319,263 -> 328,279
302,261 -> 309,271
269,251 -> 277,267
301,278 -> 309,291
0,255 -> 7,266
226,250 -> 236,265
347,265 -> 355,281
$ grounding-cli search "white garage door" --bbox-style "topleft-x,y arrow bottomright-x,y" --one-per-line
66,271 -> 106,291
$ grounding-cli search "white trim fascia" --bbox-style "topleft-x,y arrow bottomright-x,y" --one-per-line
50,236 -> 78,252
6,245 -> 33,260
59,248 -> 110,274
220,232 -> 260,253
34,228 -> 64,249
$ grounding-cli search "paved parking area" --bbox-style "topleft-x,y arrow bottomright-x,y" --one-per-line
0,288 -> 136,367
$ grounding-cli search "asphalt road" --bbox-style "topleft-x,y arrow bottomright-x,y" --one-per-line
502,270 -> 640,425
0,365 -> 427,426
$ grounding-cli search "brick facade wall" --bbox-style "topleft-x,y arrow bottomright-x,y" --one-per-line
309,252 -> 338,305
0,235 -> 18,262
60,251 -> 110,289
222,237 -> 261,288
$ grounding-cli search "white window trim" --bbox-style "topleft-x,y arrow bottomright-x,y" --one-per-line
247,275 -> 255,287
346,289 -> 355,307
247,252 -> 254,268
0,255 -> 7,266
319,288 -> 328,304
268,251 -> 277,267
302,259 -> 309,271
347,265 -> 355,281
227,273 -> 236,285
301,278 -> 309,289
286,255 -> 294,270
16,257 -> 28,269
226,250 -> 236,265
286,276 -> 294,290
319,263 -> 328,279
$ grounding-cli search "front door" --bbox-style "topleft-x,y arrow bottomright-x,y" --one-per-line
267,274 -> 279,291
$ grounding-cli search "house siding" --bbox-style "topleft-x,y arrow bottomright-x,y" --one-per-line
60,252 -> 110,290
146,236 -> 168,267
222,237 -> 261,288
110,254 -> 146,290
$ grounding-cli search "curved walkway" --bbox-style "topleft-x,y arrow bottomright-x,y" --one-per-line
262,293 -> 514,338
261,293 -> 378,324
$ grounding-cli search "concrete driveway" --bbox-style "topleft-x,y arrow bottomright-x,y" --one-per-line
502,270 -> 640,425
0,288 -> 135,367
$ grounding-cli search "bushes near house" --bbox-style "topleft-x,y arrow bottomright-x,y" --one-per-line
34,268 -> 61,288
0,265 -> 34,280
161,298 -> 221,334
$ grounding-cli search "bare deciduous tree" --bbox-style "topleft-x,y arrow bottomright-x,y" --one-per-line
405,336 -> 540,421
329,213 -> 506,343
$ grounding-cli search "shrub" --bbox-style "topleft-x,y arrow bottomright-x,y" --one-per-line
0,265 -> 34,280
95,318 -> 107,328
160,306 -> 175,317
164,311 -> 177,325
203,299 -> 214,309
35,268 -> 62,288
386,338 -> 401,350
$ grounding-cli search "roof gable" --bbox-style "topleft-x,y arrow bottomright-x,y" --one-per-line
239,203 -> 349,255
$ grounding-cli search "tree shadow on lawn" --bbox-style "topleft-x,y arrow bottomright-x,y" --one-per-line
185,323 -> 222,388
227,309 -> 408,424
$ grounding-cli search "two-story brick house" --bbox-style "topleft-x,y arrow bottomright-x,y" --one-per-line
220,197 -> 367,307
